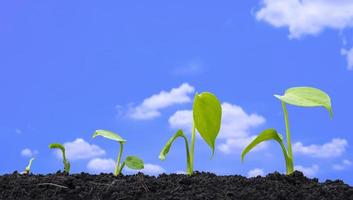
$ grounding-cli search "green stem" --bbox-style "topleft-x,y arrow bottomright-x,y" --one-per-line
281,101 -> 294,174
114,142 -> 124,176
189,120 -> 196,175
117,161 -> 126,175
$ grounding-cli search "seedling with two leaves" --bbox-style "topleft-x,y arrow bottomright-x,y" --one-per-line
92,130 -> 144,176
159,92 -> 222,175
49,143 -> 70,173
241,87 -> 332,174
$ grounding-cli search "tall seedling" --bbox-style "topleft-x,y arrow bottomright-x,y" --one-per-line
49,143 -> 70,173
159,92 -> 222,175
241,87 -> 332,174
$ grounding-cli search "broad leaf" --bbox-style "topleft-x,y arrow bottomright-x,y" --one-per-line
92,129 -> 126,143
159,130 -> 190,161
193,92 -> 222,155
241,129 -> 292,173
274,87 -> 332,117
125,156 -> 144,170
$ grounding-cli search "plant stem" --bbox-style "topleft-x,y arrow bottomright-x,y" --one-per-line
114,142 -> 124,176
189,120 -> 196,175
281,101 -> 294,174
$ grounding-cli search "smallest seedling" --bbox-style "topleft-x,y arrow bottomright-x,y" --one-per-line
22,158 -> 35,175
49,143 -> 70,173
92,130 -> 144,176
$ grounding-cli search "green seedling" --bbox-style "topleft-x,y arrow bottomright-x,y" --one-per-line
241,87 -> 332,175
22,158 -> 35,175
49,143 -> 70,173
159,92 -> 222,175
92,130 -> 144,176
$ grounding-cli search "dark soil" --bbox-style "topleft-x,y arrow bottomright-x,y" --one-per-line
1,171 -> 352,200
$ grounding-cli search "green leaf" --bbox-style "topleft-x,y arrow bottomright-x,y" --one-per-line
124,156 -> 144,170
159,130 -> 190,161
193,92 -> 222,155
274,87 -> 333,118
92,129 -> 126,143
241,129 -> 292,173
49,143 -> 70,173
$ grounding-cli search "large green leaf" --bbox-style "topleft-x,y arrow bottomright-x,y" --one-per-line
193,92 -> 222,155
92,129 -> 126,143
274,87 -> 332,117
125,156 -> 144,170
241,129 -> 292,173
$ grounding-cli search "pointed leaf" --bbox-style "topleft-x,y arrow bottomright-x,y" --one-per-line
241,129 -> 291,171
274,87 -> 332,117
125,156 -> 144,170
159,130 -> 190,161
92,129 -> 126,143
193,92 -> 222,155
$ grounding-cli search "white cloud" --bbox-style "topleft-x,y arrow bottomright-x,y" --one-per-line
256,0 -> 353,38
332,159 -> 352,171
341,47 -> 353,70
247,168 -> 265,177
127,83 -> 195,120
169,102 -> 266,155
125,163 -> 166,175
87,158 -> 115,173
55,138 -> 106,160
293,138 -> 348,158
295,164 -> 319,177
21,148 -> 38,158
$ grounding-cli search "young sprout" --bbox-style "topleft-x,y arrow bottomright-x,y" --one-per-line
92,130 -> 144,176
22,158 -> 35,175
241,87 -> 332,175
49,143 -> 70,173
159,92 -> 222,175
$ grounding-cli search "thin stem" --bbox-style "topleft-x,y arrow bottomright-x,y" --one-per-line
117,161 -> 125,175
114,142 -> 124,176
281,101 -> 294,174
189,120 -> 196,175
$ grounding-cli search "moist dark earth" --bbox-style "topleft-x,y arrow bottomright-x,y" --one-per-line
1,171 -> 353,200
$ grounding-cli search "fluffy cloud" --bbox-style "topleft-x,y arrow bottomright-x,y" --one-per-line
256,0 -> 353,38
293,138 -> 348,158
341,47 -> 353,70
55,138 -> 106,160
87,158 -> 115,173
125,163 -> 166,175
127,83 -> 194,120
168,102 -> 266,155
247,168 -> 265,177
295,164 -> 319,177
21,148 -> 38,157
332,159 -> 352,171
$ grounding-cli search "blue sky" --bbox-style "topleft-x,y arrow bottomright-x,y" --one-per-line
1,0 -> 353,184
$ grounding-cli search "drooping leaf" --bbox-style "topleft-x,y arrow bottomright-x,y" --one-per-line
241,129 -> 292,173
49,143 -> 70,173
159,130 -> 190,161
193,92 -> 222,155
125,156 -> 144,170
92,129 -> 126,143
274,87 -> 332,117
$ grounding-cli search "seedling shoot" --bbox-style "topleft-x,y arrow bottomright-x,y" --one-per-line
241,87 -> 332,174
92,129 -> 144,176
159,92 -> 222,175
49,143 -> 71,173
22,158 -> 35,175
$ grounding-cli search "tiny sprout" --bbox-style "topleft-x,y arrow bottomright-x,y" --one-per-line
92,130 -> 144,176
159,92 -> 222,175
241,87 -> 332,175
22,158 -> 35,175
49,143 -> 70,173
